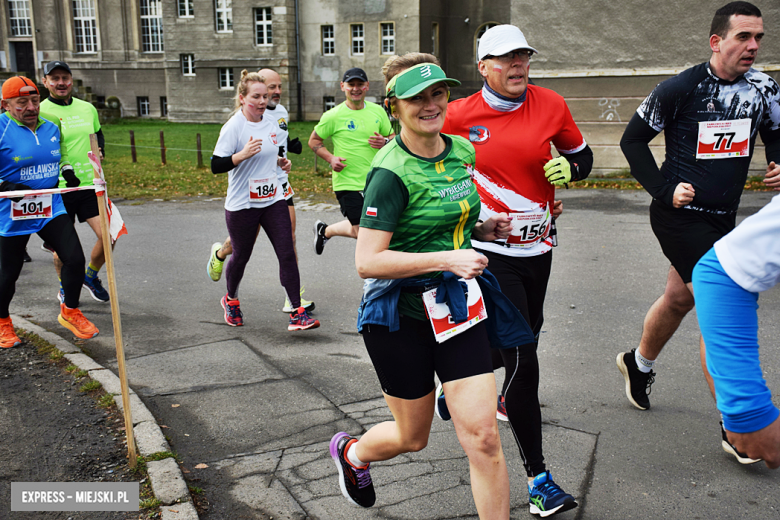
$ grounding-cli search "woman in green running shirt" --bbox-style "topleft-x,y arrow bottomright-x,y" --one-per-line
328,54 -> 513,518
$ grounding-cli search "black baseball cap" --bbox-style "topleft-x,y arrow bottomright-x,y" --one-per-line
43,61 -> 72,76
342,68 -> 368,82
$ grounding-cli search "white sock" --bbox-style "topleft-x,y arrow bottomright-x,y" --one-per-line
347,443 -> 367,468
635,350 -> 655,374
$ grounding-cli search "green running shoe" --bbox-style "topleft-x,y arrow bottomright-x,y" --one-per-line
282,287 -> 315,313
207,242 -> 224,282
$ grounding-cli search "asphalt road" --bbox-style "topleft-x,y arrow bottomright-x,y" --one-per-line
10,189 -> 780,519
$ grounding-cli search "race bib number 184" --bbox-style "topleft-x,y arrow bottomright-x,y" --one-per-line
696,119 -> 751,159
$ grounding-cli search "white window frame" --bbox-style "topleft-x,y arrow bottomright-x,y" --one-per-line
324,96 -> 335,112
137,96 -> 150,116
178,0 -> 193,17
181,54 -> 195,76
254,7 -> 272,46
380,22 -> 394,55
219,68 -> 234,89
475,23 -> 498,62
73,0 -> 98,54
431,22 -> 439,55
140,0 -> 164,53
8,0 -> 32,37
351,23 -> 364,56
160,96 -> 167,116
321,25 -> 334,56
215,0 -> 232,33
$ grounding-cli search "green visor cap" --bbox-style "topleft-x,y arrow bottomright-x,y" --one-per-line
386,63 -> 461,99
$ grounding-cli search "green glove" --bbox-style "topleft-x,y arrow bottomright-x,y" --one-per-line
543,156 -> 571,187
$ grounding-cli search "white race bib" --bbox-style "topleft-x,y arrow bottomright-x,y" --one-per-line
696,119 -> 751,159
11,194 -> 52,220
282,181 -> 294,200
505,204 -> 551,249
422,278 -> 487,343
249,177 -> 277,201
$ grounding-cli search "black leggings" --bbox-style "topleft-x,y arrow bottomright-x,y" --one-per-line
479,248 -> 552,478
0,214 -> 85,316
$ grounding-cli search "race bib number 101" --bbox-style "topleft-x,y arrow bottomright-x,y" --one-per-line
696,119 -> 751,159
11,194 -> 52,220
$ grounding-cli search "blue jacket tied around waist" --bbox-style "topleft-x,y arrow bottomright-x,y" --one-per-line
357,269 -> 535,349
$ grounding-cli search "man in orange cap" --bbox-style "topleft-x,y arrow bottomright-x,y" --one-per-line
0,76 -> 99,347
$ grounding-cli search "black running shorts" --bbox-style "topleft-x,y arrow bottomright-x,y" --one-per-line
335,190 -> 364,226
649,199 -> 736,284
62,189 -> 100,224
362,316 -> 493,400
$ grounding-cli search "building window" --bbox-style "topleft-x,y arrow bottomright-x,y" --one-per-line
324,96 -> 335,112
215,0 -> 232,33
475,23 -> 498,62
178,0 -> 193,17
219,68 -> 234,89
8,0 -> 32,37
321,25 -> 334,56
73,0 -> 98,53
73,2 -> 98,53
431,22 -> 439,55
137,96 -> 150,116
351,24 -> 364,56
380,22 -> 394,55
254,7 -> 272,46
140,0 -> 164,52
181,54 -> 195,76
160,96 -> 168,116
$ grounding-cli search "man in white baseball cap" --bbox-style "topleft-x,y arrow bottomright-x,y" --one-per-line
441,23 -> 592,518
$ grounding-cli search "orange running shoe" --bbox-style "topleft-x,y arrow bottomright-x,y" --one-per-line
58,304 -> 99,339
0,316 -> 21,348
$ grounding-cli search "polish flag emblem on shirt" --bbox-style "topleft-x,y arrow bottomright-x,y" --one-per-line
366,206 -> 378,217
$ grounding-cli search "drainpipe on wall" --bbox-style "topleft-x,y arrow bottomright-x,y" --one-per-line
294,0 -> 303,121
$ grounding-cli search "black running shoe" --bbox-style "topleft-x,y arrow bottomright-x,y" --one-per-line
720,421 -> 762,464
314,220 -> 329,255
23,248 -> 31,263
616,349 -> 655,410
329,432 -> 375,508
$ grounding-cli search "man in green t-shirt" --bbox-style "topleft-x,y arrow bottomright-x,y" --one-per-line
40,61 -> 110,303
308,68 -> 393,255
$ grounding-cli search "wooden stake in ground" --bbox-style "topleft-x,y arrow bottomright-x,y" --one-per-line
89,134 -> 137,469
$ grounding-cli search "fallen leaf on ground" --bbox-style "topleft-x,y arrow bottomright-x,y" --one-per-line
171,404 -> 181,408
195,463 -> 209,469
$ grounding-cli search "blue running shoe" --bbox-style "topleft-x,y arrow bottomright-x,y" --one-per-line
529,471 -> 577,517
329,432 -> 375,508
434,383 -> 451,421
83,275 -> 110,302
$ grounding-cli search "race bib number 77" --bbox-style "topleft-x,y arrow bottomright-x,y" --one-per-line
696,119 -> 751,159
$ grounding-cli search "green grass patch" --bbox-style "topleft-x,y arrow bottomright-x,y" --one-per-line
139,497 -> 162,509
102,119 -> 333,200
65,364 -> 78,373
79,380 -> 102,392
188,485 -> 204,495
98,393 -> 115,408
144,451 -> 181,462
74,369 -> 88,378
